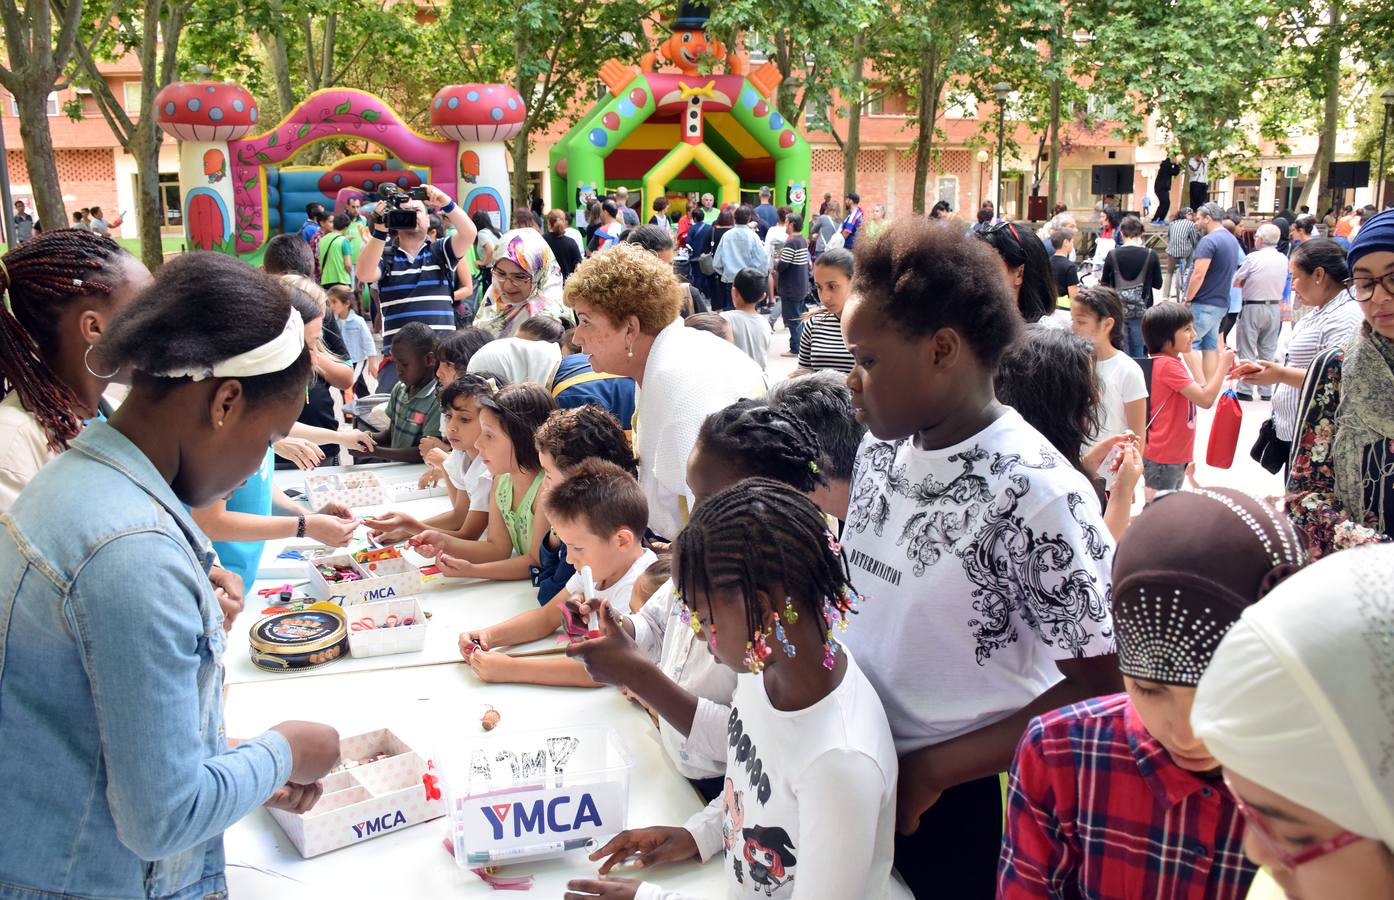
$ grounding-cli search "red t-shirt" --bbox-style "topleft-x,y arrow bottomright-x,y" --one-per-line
1145,354 -> 1197,465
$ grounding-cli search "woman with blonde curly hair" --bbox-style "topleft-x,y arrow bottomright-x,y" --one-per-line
565,242 -> 767,539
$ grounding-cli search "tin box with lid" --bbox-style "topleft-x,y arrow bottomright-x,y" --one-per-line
248,602 -> 348,672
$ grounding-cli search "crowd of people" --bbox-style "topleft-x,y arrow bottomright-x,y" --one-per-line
1,175 -> 1394,900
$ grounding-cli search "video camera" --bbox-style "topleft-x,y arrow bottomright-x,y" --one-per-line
367,183 -> 429,230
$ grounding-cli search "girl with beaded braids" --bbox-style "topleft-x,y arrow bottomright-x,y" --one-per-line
0,252 -> 341,899
0,228 -> 151,511
565,478 -> 904,900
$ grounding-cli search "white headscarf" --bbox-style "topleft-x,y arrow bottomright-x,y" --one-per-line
466,337 -> 562,389
1192,543 -> 1394,847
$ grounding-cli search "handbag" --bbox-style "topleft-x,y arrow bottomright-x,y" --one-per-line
1249,416 -> 1290,474
1206,387 -> 1244,469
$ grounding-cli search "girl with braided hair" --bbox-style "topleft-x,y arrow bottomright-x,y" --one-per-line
0,228 -> 150,510
567,400 -> 833,806
567,478 -> 904,900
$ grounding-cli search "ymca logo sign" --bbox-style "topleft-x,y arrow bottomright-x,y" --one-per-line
481,794 -> 603,840
351,810 -> 407,838
363,586 -> 398,601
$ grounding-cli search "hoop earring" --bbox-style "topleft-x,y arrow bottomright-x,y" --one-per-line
84,345 -> 119,380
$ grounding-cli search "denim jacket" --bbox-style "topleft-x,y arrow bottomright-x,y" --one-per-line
0,422 -> 292,900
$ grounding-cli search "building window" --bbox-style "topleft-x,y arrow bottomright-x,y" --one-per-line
123,82 -> 142,117
1085,94 -> 1122,122
8,92 -> 59,116
937,175 -> 959,211
159,172 -> 182,228
1062,168 -> 1095,209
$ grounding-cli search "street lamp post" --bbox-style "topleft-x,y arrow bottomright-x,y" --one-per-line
1379,87 -> 1394,210
995,82 -> 1011,216
977,149 -> 990,210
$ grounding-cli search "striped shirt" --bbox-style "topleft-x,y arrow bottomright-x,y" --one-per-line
797,310 -> 855,373
1272,289 -> 1363,440
1166,219 -> 1199,258
376,237 -> 461,352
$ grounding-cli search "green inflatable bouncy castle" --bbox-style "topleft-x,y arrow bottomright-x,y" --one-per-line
550,4 -> 811,228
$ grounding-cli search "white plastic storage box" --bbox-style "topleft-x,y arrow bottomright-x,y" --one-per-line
268,728 -> 445,857
307,551 -> 423,607
438,725 -> 634,868
305,470 -> 445,510
346,596 -> 427,658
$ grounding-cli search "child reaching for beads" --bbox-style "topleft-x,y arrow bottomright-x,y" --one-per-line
410,383 -> 554,580
566,479 -> 906,900
365,375 -> 496,544
458,460 -> 656,687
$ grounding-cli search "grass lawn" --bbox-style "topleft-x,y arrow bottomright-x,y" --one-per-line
0,234 -> 189,256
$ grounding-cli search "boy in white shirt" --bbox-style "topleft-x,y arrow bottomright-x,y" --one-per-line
458,459 -> 656,687
721,268 -> 774,370
840,219 -> 1120,898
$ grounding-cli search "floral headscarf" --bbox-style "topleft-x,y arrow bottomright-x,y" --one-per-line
475,228 -> 564,338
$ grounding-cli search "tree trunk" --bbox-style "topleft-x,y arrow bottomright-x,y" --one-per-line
509,131 -> 531,216
1297,0 -> 1341,211
130,126 -> 165,270
1047,79 -> 1061,211
11,82 -> 67,230
843,30 -> 865,197
911,47 -> 940,216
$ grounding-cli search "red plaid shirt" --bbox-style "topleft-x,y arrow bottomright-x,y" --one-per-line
998,693 -> 1256,900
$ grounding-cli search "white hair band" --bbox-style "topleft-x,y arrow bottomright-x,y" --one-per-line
147,308 -> 305,381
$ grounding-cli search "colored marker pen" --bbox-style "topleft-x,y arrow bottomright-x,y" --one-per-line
466,837 -> 594,865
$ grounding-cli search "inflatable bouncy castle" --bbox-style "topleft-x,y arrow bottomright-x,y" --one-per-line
549,3 -> 812,226
153,82 -> 522,256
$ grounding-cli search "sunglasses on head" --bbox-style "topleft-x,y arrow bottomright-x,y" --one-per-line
974,220 -> 1022,243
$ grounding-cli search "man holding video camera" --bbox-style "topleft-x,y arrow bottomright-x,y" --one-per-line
356,183 -> 476,391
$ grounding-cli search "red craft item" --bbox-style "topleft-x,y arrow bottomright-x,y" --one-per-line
1206,389 -> 1243,469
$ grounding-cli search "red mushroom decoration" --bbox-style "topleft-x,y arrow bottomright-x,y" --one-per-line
154,81 -> 259,142
431,85 -> 526,143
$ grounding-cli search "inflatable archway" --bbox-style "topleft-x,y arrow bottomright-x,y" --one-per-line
154,83 -> 524,256
550,7 -> 811,227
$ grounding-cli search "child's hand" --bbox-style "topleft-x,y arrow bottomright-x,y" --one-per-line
305,513 -> 358,547
336,430 -> 376,453
436,552 -> 478,578
265,781 -> 324,814
587,825 -> 700,874
1219,346 -> 1237,372
419,436 -> 449,459
409,530 -> 451,558
418,468 -> 442,490
362,511 -> 422,544
466,648 -> 515,683
1081,431 -> 1139,477
273,436 -> 325,471
458,629 -> 493,657
565,600 -> 650,688
424,447 -> 449,469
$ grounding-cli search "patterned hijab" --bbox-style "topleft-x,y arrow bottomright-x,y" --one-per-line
1112,489 -> 1305,686
476,228 -> 564,338
1193,543 -> 1394,848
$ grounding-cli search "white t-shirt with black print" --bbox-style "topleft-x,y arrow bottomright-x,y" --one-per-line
840,409 -> 1116,754
634,650 -> 908,900
629,579 -> 737,780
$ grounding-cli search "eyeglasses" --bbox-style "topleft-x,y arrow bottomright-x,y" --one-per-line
1344,273 -> 1394,303
494,268 -> 534,287
1224,773 -> 1364,870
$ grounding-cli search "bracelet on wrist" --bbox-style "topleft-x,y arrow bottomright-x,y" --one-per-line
440,201 -> 457,215
370,228 -> 389,242
296,515 -> 306,539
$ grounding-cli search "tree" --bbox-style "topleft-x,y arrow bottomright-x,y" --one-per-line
0,0 -> 108,231
61,0 -> 195,269
439,0 -> 652,205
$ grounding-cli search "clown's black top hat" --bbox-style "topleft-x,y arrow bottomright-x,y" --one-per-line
673,1 -> 711,28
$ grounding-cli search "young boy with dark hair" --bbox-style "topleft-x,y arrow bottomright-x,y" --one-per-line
364,322 -> 441,462
458,459 -> 656,687
998,489 -> 1302,899
837,218 -> 1121,898
721,266 -> 774,370
1140,303 -> 1234,499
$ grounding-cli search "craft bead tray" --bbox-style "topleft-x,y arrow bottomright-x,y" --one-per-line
304,470 -> 446,510
269,728 -> 445,857
346,597 -> 427,658
307,551 -> 423,607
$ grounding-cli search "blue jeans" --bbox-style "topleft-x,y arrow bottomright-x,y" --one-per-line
1190,302 -> 1226,351
786,317 -> 805,354
1125,318 -> 1146,358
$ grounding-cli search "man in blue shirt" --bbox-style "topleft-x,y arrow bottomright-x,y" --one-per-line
300,201 -> 325,244
1185,202 -> 1243,380
754,186 -> 779,230
842,191 -> 865,249
713,205 -> 769,311
355,184 -> 476,391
